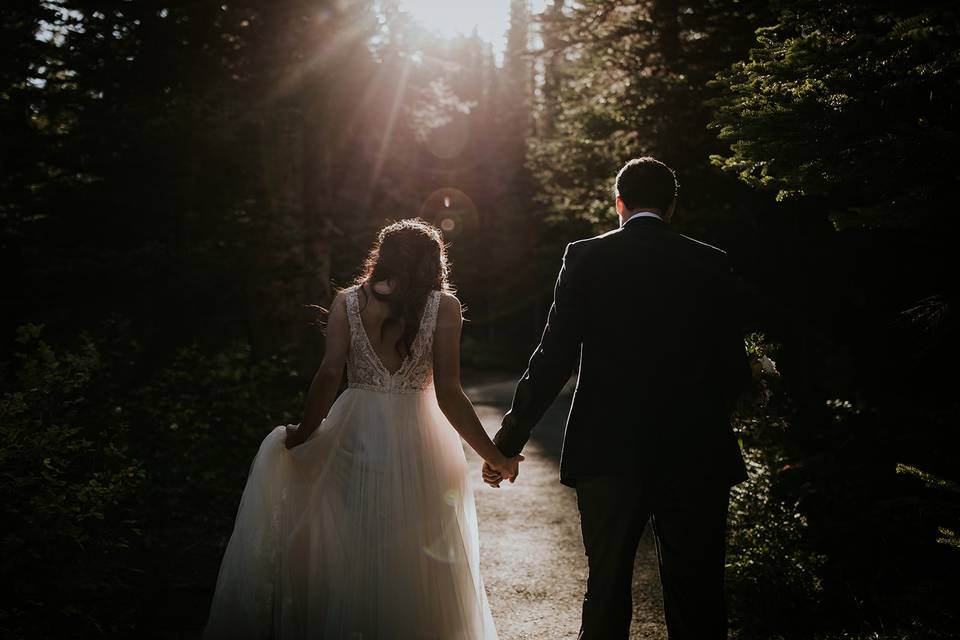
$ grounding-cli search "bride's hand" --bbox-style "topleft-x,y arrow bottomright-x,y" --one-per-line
284,424 -> 306,450
485,454 -> 524,487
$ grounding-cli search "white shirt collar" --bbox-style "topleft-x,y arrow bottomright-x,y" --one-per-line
621,210 -> 663,227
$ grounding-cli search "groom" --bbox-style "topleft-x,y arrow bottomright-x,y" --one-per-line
484,157 -> 752,639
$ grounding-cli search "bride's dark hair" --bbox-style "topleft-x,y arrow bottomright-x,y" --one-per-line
351,218 -> 453,356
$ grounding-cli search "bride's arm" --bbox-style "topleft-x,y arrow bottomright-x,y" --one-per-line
434,293 -> 522,481
286,291 -> 349,448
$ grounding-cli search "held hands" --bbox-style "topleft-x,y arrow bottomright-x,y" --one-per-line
482,454 -> 524,489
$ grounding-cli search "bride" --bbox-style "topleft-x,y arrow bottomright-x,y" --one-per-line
202,218 -> 521,640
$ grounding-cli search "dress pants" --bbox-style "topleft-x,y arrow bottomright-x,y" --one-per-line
575,474 -> 731,640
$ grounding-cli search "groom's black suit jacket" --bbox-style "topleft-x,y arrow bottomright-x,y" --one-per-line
494,216 -> 751,489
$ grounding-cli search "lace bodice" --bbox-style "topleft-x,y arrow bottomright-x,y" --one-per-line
345,285 -> 441,393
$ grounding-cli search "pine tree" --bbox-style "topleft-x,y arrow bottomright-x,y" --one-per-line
710,0 -> 960,229
539,0 -> 566,139
525,0 -> 775,254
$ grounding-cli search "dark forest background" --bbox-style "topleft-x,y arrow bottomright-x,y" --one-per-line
2,1 -> 959,638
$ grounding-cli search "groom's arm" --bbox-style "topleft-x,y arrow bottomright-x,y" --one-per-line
494,242 -> 586,456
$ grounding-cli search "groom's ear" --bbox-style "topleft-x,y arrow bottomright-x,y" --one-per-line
664,198 -> 677,222
615,195 -> 625,215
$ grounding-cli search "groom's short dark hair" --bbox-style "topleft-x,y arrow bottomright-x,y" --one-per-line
615,157 -> 678,212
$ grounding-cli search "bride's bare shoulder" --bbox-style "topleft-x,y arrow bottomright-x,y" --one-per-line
325,288 -> 349,315
437,291 -> 463,325
333,287 -> 352,303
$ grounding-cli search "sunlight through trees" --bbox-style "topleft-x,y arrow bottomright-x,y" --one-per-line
2,1 -> 958,638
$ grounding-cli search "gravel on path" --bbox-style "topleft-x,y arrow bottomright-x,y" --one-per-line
464,377 -> 667,640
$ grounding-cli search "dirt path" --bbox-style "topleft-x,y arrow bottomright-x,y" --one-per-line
464,376 -> 667,640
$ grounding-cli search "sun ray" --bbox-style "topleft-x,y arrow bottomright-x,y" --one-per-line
367,57 -> 412,199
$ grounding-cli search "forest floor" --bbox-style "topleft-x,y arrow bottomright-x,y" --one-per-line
464,373 -> 667,640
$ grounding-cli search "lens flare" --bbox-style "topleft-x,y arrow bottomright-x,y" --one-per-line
419,188 -> 479,237
422,540 -> 458,564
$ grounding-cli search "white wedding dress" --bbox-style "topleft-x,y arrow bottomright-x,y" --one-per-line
202,285 -> 499,640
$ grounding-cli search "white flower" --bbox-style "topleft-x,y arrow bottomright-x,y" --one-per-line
760,355 -> 779,376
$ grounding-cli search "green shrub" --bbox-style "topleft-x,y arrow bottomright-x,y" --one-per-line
0,323 -> 146,637
123,339 -> 304,635
727,333 -> 826,638
0,321 -> 306,638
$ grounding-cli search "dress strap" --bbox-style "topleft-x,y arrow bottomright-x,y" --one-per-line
344,285 -> 363,340
421,290 -> 442,343
405,290 -> 440,359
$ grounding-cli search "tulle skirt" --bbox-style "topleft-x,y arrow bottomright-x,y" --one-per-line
202,386 -> 499,640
